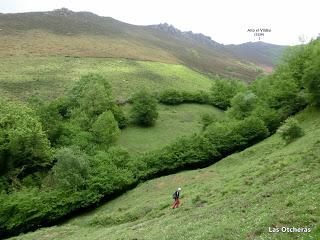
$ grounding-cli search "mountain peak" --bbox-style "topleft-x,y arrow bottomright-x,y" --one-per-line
49,8 -> 98,19
183,31 -> 219,45
150,23 -> 181,34
149,23 -> 219,46
52,8 -> 73,16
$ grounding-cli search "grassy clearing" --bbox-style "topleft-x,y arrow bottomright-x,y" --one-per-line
0,56 -> 214,100
12,107 -> 320,240
118,104 -> 224,153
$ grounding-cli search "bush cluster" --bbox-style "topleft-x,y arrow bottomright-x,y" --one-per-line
277,117 -> 304,143
209,79 -> 246,110
158,78 -> 246,110
130,89 -> 158,127
0,99 -> 52,180
158,89 -> 210,105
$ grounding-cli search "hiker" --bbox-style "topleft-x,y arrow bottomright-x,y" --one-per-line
172,187 -> 181,209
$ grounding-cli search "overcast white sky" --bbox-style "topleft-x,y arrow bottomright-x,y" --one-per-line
1,0 -> 319,45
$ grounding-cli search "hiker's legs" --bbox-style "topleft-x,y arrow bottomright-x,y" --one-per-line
176,199 -> 180,208
172,200 -> 177,209
172,199 -> 180,209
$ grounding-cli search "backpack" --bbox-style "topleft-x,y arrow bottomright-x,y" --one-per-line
172,191 -> 178,199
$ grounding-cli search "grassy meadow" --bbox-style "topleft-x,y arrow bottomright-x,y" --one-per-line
118,104 -> 224,153
11,107 -> 320,240
0,56 -> 214,100
0,56 -> 222,154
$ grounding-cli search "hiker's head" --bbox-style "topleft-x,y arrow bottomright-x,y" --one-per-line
177,187 -> 181,192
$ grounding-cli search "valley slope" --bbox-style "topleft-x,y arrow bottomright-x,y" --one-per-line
11,107 -> 320,240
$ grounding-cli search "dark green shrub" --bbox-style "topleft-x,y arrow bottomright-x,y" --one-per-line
281,44 -> 308,86
104,147 -> 131,169
88,150 -> 134,194
159,90 -> 211,106
0,187 -> 103,238
277,117 -> 304,143
181,91 -> 210,104
251,104 -> 281,133
140,134 -> 220,178
235,116 -> 269,144
205,116 -> 268,154
70,131 -> 94,152
159,89 -> 184,105
52,147 -> 90,190
268,76 -> 306,118
251,63 -> 307,119
209,79 -> 246,110
68,73 -> 124,132
227,91 -> 281,133
70,73 -> 113,113
91,111 -> 120,149
112,106 -> 128,129
204,120 -> 247,155
303,40 -> 320,106
28,97 -> 71,146
0,98 -> 52,177
227,91 -> 258,119
74,82 -> 113,118
201,113 -> 218,130
130,89 -> 158,127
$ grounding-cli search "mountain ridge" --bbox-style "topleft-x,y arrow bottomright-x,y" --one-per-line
0,8 -> 287,80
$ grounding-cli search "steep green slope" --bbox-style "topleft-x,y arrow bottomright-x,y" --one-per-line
0,56 -> 215,100
0,8 -> 284,80
13,107 -> 320,240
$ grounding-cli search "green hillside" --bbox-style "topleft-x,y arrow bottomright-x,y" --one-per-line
12,106 -> 320,240
0,56 -> 215,100
0,8 -> 285,80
